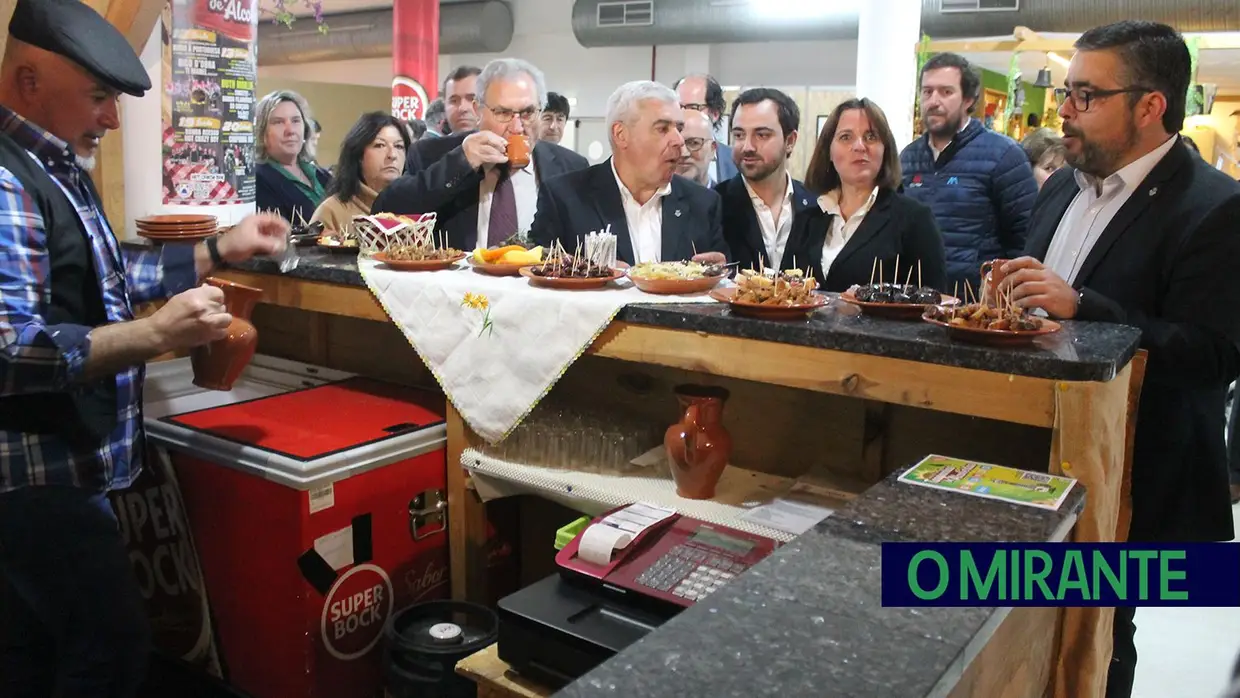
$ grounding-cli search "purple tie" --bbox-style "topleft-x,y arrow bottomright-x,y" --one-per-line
488,175 -> 518,246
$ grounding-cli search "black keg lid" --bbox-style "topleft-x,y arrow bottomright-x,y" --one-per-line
385,600 -> 499,657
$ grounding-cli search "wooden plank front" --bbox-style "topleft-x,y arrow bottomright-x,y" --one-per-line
590,322 -> 1059,428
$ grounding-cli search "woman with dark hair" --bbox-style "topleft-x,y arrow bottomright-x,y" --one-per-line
310,112 -> 410,234
784,98 -> 947,292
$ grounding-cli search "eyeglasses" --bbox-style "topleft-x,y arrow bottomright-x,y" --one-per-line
681,102 -> 709,112
484,105 -> 540,124
683,137 -> 709,152
1053,86 -> 1152,112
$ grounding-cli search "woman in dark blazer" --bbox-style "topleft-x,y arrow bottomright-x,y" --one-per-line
785,98 -> 946,292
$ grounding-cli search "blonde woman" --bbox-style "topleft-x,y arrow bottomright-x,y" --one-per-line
254,90 -> 328,223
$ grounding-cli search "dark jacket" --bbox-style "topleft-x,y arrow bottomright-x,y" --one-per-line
530,161 -> 729,266
255,161 -> 330,224
899,118 -> 1037,289
714,174 -> 815,272
374,131 -> 589,250
0,132 -> 113,443
1026,139 -> 1240,542
784,188 -> 947,293
713,142 -> 739,184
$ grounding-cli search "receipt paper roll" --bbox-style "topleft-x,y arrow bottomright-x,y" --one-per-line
577,524 -> 634,566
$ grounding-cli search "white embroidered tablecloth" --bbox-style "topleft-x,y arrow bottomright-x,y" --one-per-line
358,258 -> 718,442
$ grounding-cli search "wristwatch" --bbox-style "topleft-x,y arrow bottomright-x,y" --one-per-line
205,235 -> 225,268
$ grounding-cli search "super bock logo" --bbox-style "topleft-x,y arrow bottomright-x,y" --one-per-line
392,76 -> 430,121
320,564 -> 395,661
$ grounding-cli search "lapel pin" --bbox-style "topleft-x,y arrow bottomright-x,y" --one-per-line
674,209 -> 682,217
1148,187 -> 1158,197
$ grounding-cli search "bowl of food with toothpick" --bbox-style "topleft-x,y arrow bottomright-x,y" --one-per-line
627,260 -> 728,295
355,212 -> 466,271
839,255 -> 958,319
710,268 -> 828,320
921,282 -> 1061,347
521,238 -> 624,290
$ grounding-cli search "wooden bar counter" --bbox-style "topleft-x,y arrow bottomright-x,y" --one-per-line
196,250 -> 1143,698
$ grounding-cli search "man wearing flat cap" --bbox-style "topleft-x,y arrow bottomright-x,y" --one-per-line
0,1 -> 289,694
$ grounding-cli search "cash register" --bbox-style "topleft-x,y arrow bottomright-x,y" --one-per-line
497,503 -> 779,687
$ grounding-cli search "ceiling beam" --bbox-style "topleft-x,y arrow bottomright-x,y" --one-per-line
924,29 -> 1240,55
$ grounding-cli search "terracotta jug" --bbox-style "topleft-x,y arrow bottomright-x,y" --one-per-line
191,278 -> 262,391
664,385 -> 732,500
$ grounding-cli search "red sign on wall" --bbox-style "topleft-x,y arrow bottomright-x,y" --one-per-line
391,0 -> 440,121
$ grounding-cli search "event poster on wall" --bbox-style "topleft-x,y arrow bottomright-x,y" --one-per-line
161,0 -> 258,205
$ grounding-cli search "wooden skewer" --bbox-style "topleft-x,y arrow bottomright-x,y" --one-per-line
953,280 -> 959,302
879,259 -> 884,286
869,257 -> 877,286
904,266 -> 914,287
918,260 -> 923,290
893,254 -> 900,289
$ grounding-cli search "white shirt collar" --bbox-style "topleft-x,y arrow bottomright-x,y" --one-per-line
611,158 -> 671,207
1072,134 -> 1179,197
819,186 -> 879,217
742,171 -> 794,208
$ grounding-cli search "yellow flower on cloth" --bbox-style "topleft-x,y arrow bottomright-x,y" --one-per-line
461,292 -> 494,336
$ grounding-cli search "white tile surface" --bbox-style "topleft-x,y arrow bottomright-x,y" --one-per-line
1132,503 -> 1240,698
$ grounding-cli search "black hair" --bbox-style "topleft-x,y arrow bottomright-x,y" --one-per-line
674,74 -> 726,125
311,119 -> 322,134
1074,21 -> 1190,134
729,88 -> 800,138
920,53 -> 982,114
443,65 -> 482,93
325,112 -> 411,202
544,92 -> 570,119
424,98 -> 446,128
406,119 -> 427,140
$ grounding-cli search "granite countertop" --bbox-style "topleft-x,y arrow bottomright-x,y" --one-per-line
126,242 -> 1141,382
554,470 -> 1085,698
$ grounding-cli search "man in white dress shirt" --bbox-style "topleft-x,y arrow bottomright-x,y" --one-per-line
531,81 -> 729,267
715,87 -> 813,272
1000,21 -> 1240,698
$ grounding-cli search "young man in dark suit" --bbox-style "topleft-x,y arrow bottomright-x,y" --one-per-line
716,88 -> 814,272
999,22 -> 1240,698
373,58 -> 588,251
530,80 -> 728,267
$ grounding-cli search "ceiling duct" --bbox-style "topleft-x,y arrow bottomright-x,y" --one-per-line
571,0 -> 1240,47
258,1 -> 514,67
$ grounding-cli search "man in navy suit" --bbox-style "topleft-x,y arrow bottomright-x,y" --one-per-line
1000,21 -> 1240,698
715,88 -> 814,272
531,80 -> 729,267
674,74 -> 738,185
373,58 -> 588,251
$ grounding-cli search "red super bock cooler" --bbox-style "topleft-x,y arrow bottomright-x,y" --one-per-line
145,360 -> 451,698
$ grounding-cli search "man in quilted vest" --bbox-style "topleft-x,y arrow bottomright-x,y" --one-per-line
900,53 -> 1038,291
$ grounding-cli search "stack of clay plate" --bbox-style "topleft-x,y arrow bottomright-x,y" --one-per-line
136,214 -> 218,243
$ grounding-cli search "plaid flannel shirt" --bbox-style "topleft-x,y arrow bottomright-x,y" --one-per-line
0,106 -> 197,494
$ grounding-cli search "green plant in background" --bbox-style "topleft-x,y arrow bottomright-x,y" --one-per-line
260,0 -> 329,34
1004,51 -> 1022,131
1185,36 -> 1202,116
912,33 -> 932,137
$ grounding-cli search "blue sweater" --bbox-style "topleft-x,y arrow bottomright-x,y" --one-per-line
899,119 -> 1037,289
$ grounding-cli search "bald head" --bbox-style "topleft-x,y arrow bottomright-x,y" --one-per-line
0,39 -> 120,169
675,109 -> 715,185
